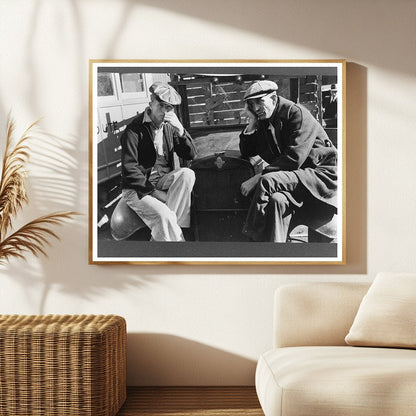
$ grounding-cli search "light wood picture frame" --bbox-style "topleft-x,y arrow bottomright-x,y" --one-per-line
89,60 -> 346,264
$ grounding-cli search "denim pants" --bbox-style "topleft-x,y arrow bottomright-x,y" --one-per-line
122,168 -> 195,241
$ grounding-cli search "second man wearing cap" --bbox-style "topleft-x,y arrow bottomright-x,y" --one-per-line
239,80 -> 338,242
120,82 -> 197,241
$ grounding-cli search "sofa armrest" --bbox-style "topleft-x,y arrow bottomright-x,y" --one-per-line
273,282 -> 370,348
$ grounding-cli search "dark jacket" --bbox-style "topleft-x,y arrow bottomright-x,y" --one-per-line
120,111 -> 196,198
239,96 -> 337,208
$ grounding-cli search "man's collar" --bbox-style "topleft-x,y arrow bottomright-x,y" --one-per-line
143,107 -> 164,130
258,96 -> 280,127
143,108 -> 152,123
270,96 -> 280,123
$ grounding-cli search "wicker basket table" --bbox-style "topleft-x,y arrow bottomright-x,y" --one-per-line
0,314 -> 126,416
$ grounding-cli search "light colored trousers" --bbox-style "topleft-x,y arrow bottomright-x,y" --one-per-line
122,168 -> 195,241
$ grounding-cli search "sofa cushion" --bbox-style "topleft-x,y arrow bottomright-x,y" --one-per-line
274,283 -> 370,348
256,346 -> 416,416
345,272 -> 416,348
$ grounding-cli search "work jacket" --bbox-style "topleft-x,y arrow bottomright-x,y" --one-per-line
120,110 -> 196,198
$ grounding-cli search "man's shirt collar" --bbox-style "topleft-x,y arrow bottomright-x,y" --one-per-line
143,107 -> 164,130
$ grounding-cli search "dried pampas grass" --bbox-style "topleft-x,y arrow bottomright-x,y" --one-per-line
0,115 -> 78,265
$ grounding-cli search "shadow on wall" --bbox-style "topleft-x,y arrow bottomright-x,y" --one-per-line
126,333 -> 257,386
97,0 -> 371,274
0,126 -> 157,314
0,62 -> 369,300
0,1 -> 92,309
0,1 -> 116,310
0,1 -> 370,300
130,0 -> 413,77
344,63 -> 368,274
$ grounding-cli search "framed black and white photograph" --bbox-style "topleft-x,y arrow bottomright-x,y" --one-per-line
89,60 -> 345,264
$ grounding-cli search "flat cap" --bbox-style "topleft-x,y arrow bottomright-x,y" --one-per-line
244,80 -> 278,101
149,82 -> 182,106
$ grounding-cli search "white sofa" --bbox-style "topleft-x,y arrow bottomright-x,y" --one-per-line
255,281 -> 416,416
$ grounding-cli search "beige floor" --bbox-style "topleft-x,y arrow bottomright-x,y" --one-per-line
117,386 -> 263,416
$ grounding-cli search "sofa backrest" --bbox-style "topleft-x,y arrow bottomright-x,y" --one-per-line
273,282 -> 370,348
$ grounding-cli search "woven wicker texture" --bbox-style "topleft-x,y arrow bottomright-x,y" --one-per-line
0,314 -> 126,416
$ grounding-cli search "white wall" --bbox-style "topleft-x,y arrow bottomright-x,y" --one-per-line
0,0 -> 415,385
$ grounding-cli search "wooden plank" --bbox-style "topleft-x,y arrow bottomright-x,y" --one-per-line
211,83 -> 247,94
190,110 -> 245,124
189,100 -> 245,114
116,386 -> 263,416
186,83 -> 248,97
190,118 -> 247,128
188,90 -> 246,102
186,85 -> 210,97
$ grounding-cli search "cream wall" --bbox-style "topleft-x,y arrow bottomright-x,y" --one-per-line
0,0 -> 415,385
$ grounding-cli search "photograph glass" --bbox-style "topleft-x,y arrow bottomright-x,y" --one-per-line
89,60 -> 345,264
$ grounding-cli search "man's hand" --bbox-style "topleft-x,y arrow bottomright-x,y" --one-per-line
164,112 -> 184,136
244,103 -> 258,133
151,189 -> 168,203
240,173 -> 262,197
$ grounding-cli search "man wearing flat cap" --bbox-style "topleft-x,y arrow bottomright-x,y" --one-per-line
239,80 -> 337,242
120,82 -> 196,241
